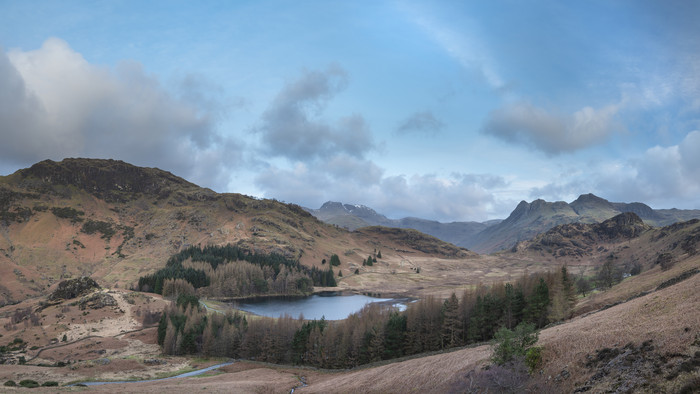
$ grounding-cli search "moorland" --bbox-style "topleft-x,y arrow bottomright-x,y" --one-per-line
0,158 -> 698,393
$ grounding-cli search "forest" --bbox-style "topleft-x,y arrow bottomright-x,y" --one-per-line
156,266 -> 577,369
137,244 -> 336,297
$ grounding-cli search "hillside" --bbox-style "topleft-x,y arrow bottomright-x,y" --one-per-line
1,215 -> 697,392
511,212 -> 652,258
0,159 -> 473,305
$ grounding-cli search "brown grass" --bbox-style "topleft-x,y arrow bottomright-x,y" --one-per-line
297,345 -> 491,393
574,254 -> 699,315
83,366 -> 300,394
538,256 -> 700,392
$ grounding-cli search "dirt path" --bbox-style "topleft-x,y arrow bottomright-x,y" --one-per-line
64,291 -> 141,341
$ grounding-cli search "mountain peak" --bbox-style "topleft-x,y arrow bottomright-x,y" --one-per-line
571,193 -> 611,206
320,201 -> 345,211
570,193 -> 615,217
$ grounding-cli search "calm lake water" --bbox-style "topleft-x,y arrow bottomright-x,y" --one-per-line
233,293 -> 409,320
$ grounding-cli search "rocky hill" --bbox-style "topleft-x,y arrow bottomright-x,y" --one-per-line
465,193 -> 700,253
511,212 -> 652,257
0,159 -> 471,305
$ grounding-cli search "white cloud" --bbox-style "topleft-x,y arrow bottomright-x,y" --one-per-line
483,101 -> 622,154
375,173 -> 504,221
255,159 -> 507,222
533,130 -> 700,207
0,38 -> 236,190
399,3 -> 504,90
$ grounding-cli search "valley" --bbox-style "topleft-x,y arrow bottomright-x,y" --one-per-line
0,159 -> 699,392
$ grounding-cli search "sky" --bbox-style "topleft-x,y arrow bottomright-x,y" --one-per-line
1,0 -> 699,222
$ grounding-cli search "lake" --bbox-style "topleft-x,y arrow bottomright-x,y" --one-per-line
233,292 -> 409,320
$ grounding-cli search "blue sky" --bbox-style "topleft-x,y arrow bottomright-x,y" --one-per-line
1,0 -> 699,221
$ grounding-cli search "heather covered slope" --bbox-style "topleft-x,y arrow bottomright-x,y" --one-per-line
0,159 -> 475,305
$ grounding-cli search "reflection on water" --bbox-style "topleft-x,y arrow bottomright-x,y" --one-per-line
234,293 -> 409,320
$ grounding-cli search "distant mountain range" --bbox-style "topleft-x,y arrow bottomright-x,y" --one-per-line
305,201 -> 500,249
306,194 -> 700,254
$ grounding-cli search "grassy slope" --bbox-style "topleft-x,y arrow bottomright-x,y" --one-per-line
0,159 -> 487,305
66,255 -> 699,393
298,255 -> 700,393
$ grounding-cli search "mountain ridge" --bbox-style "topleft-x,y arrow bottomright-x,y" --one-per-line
308,193 -> 700,254
305,202 -> 494,247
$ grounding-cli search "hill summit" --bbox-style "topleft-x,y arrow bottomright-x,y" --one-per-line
14,158 -> 207,202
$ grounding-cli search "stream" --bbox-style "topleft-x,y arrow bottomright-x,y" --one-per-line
69,360 -> 235,386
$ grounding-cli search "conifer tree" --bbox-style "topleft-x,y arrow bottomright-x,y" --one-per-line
441,293 -> 463,348
525,278 -> 550,328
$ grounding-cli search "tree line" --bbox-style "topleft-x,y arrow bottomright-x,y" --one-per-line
138,244 -> 336,297
157,266 -> 577,368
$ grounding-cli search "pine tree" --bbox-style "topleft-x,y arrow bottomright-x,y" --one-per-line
441,293 -> 463,348
502,283 -> 524,329
383,312 -> 406,359
525,278 -> 550,328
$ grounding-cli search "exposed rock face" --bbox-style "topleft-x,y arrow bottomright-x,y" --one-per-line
594,212 -> 649,239
48,277 -> 101,301
78,292 -> 117,310
522,213 -> 651,257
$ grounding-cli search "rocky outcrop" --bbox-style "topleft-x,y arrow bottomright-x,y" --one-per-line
48,277 -> 101,301
78,292 -> 117,310
594,212 -> 650,239
523,213 -> 651,257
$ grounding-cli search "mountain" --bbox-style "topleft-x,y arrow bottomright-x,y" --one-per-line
466,193 -> 700,253
309,194 -> 700,255
0,159 -> 471,305
511,212 -> 652,257
306,202 -> 497,247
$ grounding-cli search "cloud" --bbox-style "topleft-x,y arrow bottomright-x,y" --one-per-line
251,64 -> 505,221
396,111 -> 445,136
617,130 -> 700,202
257,65 -> 374,160
483,101 -> 621,154
375,173 -> 504,221
404,8 -> 504,89
531,130 -> 700,207
0,38 -> 236,190
255,160 -> 506,222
